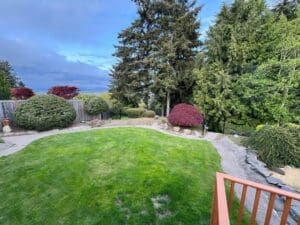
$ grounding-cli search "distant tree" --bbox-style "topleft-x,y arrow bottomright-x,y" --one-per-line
0,61 -> 24,88
11,87 -> 35,100
48,86 -> 79,99
0,70 -> 10,100
272,0 -> 299,20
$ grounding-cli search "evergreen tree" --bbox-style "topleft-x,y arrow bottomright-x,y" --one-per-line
110,0 -> 201,114
193,61 -> 232,132
0,61 -> 24,88
0,60 -> 24,100
272,0 -> 299,20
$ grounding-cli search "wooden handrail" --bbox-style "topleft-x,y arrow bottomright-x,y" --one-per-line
211,172 -> 300,225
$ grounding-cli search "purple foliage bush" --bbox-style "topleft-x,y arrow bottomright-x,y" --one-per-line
168,103 -> 203,127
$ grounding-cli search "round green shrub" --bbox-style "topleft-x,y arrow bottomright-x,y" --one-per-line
15,95 -> 76,131
84,97 -> 109,116
110,102 -> 124,119
143,110 -> 156,118
245,125 -> 300,167
125,108 -> 145,118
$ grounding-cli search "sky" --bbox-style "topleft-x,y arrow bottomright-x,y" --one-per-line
0,0 -> 229,93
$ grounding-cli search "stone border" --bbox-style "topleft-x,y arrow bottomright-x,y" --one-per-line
245,149 -> 300,223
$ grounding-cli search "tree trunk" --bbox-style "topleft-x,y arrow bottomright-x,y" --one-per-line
161,103 -> 165,117
166,90 -> 171,116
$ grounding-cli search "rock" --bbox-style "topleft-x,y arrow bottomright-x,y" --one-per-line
233,134 -> 239,138
173,126 -> 181,132
161,124 -> 169,130
266,177 -> 284,186
194,131 -> 202,138
271,167 -> 285,175
88,119 -> 104,128
281,185 -> 297,193
290,205 -> 300,222
183,129 -> 192,135
255,166 -> 272,177
155,115 -> 159,120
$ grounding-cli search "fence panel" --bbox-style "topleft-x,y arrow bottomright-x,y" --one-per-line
0,100 -> 104,126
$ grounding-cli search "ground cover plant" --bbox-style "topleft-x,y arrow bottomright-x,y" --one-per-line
0,128 -> 251,225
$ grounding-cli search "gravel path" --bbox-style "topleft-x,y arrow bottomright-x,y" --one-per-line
0,123 -> 296,224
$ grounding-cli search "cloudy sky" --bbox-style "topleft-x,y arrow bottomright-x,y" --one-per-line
0,0 -> 227,92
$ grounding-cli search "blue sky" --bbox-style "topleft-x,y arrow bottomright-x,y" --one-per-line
0,0 -> 229,92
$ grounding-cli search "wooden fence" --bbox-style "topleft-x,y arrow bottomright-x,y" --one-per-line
0,100 -> 108,126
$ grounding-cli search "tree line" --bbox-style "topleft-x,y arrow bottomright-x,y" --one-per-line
110,0 -> 299,132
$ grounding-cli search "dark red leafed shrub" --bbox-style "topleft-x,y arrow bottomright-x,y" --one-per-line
168,103 -> 203,127
48,86 -> 79,99
11,87 -> 34,100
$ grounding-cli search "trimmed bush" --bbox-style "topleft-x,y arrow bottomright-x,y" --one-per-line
125,108 -> 145,118
245,125 -> 300,167
110,102 -> 124,119
168,103 -> 203,127
48,86 -> 79,99
11,87 -> 34,100
15,95 -> 76,131
84,97 -> 109,116
143,110 -> 156,118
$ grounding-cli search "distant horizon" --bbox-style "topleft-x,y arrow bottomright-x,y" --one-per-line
0,0 -> 229,92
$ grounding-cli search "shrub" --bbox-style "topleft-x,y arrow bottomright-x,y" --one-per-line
224,123 -> 255,136
48,86 -> 79,99
10,87 -> 34,100
245,125 -> 300,168
84,97 -> 109,116
125,108 -> 145,118
168,103 -> 203,127
15,95 -> 76,131
0,137 -> 4,143
110,102 -> 124,119
256,124 -> 265,132
75,94 -> 95,104
143,110 -> 156,118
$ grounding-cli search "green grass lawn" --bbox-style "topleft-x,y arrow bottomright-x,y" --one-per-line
0,128 -> 250,225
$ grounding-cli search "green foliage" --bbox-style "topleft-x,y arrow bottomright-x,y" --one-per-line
84,97 -> 109,116
125,108 -> 145,118
0,137 -> 4,143
74,94 -> 96,104
110,102 -> 124,119
0,71 -> 10,100
194,62 -> 232,132
15,95 -> 76,131
245,125 -> 300,167
143,110 -> 156,118
110,0 -> 201,113
99,92 -> 113,108
224,123 -> 255,136
0,60 -> 24,89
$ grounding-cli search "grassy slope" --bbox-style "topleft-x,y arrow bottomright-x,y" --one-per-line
0,128 -> 250,225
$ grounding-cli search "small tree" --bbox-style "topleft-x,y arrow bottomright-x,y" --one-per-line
48,86 -> 79,99
11,87 -> 34,100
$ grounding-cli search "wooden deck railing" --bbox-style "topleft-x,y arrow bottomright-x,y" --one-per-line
211,172 -> 300,225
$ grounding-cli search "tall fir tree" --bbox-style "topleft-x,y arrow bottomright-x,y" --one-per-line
110,0 -> 201,114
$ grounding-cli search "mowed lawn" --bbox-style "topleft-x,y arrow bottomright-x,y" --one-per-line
0,128 -> 250,225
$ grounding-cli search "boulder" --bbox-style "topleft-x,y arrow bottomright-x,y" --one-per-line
183,129 -> 192,135
173,126 -> 181,132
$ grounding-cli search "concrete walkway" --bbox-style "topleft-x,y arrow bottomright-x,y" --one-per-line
0,124 -> 293,224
